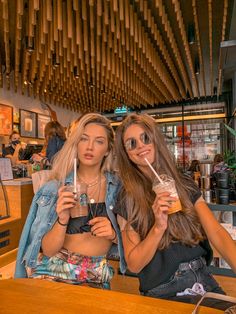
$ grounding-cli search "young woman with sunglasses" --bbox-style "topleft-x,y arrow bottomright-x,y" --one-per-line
15,113 -> 126,288
114,113 -> 236,310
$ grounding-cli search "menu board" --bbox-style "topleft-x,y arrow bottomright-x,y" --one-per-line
0,158 -> 13,180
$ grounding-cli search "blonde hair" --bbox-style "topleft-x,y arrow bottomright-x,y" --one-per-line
65,115 -> 82,138
115,114 -> 205,249
49,113 -> 115,182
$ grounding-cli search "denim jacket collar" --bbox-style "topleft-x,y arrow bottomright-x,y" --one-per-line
65,171 -> 119,186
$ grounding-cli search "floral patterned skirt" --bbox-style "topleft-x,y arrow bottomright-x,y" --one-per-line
27,248 -> 114,289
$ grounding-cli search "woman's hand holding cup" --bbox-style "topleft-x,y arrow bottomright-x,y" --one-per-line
152,175 -> 182,215
56,185 -> 76,224
152,191 -> 173,231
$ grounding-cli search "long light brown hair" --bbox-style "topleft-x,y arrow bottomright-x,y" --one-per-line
115,114 -> 205,249
44,121 -> 66,143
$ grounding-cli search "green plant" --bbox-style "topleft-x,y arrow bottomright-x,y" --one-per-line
224,123 -> 236,137
224,150 -> 236,170
224,124 -> 236,185
224,124 -> 236,167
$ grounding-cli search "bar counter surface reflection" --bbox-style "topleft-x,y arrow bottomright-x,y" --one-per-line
0,279 -> 223,314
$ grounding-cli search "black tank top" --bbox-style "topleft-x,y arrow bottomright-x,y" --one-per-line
66,202 -> 108,234
114,177 -> 213,292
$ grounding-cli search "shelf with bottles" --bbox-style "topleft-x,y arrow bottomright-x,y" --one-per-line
160,121 -> 223,141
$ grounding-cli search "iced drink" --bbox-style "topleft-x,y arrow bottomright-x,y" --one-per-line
152,174 -> 182,214
65,182 -> 88,218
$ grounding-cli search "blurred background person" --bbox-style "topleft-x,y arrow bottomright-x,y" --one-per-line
32,121 -> 66,169
2,130 -> 27,165
187,159 -> 200,183
212,153 -> 228,173
188,159 -> 200,173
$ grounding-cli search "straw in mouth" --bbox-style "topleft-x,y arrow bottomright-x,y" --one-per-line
144,158 -> 163,184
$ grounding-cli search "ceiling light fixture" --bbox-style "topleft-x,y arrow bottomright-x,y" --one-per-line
188,24 -> 195,45
194,57 -> 200,75
25,36 -> 34,53
101,84 -> 106,94
110,113 -> 226,126
88,78 -> 95,88
73,66 -> 79,79
52,53 -> 60,68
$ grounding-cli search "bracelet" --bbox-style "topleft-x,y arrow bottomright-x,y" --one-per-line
57,217 -> 68,227
111,231 -> 117,242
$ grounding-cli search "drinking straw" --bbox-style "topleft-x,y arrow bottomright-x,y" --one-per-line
144,158 -> 163,184
73,158 -> 77,193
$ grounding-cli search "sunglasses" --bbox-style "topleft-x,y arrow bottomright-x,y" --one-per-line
124,132 -> 152,151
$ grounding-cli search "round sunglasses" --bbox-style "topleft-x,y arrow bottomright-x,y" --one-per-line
124,132 -> 152,151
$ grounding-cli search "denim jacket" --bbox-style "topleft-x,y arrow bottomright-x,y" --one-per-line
15,171 -> 126,278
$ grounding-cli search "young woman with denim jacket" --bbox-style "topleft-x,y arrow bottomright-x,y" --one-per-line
114,114 -> 236,310
15,113 -> 126,288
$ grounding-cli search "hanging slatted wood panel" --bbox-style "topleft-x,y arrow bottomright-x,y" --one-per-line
0,0 -> 234,112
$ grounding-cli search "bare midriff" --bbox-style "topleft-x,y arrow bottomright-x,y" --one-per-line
64,233 -> 112,256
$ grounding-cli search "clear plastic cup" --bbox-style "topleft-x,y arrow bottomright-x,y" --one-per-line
65,182 -> 88,218
152,174 -> 182,215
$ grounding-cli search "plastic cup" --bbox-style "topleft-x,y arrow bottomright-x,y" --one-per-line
65,182 -> 88,218
152,174 -> 182,215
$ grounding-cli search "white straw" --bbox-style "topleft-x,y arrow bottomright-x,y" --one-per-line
144,158 -> 163,184
73,158 -> 77,193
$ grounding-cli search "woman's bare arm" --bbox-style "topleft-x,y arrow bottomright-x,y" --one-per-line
194,198 -> 236,273
41,187 -> 75,256
120,224 -> 164,273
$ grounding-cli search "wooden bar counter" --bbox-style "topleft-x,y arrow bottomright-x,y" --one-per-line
0,279 -> 223,314
0,178 -> 34,266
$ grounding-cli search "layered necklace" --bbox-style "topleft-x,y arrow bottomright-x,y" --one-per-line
87,175 -> 101,205
79,175 -> 99,188
78,174 -> 104,217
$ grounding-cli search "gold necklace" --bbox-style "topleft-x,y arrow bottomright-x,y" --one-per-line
79,175 -> 99,187
89,175 -> 102,217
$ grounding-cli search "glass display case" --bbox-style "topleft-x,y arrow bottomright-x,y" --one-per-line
160,119 -> 225,170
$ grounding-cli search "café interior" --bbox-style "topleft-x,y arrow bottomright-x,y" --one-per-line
0,0 -> 236,313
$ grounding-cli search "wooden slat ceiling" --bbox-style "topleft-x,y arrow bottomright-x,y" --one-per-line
0,0 -> 234,112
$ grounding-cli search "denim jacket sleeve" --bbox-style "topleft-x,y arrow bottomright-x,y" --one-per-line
14,180 -> 59,278
105,172 -> 127,274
